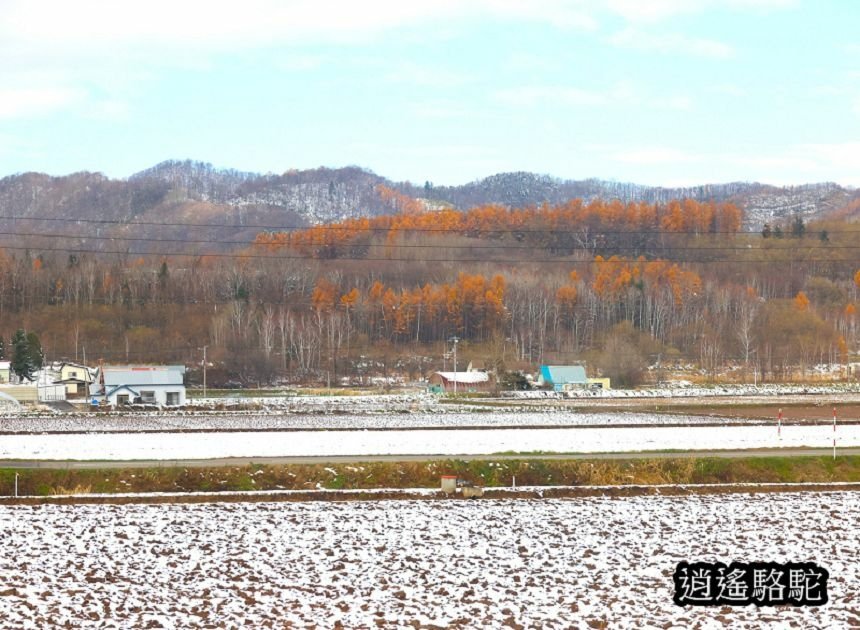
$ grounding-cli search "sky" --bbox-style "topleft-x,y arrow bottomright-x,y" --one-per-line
1,0 -> 859,187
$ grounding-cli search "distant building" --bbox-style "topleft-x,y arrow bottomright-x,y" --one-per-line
537,365 -> 588,391
52,362 -> 95,398
429,370 -> 492,392
0,361 -> 10,384
0,385 -> 38,403
92,365 -> 186,406
587,377 -> 611,390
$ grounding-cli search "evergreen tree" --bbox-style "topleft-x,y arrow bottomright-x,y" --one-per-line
26,332 -> 43,371
158,261 -> 169,290
0,336 -> 5,360
10,329 -> 36,382
791,215 -> 806,238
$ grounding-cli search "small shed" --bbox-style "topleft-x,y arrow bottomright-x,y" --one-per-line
587,377 -> 611,390
0,385 -> 39,403
537,365 -> 588,391
428,371 -> 492,392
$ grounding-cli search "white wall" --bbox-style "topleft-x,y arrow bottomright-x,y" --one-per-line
107,385 -> 186,406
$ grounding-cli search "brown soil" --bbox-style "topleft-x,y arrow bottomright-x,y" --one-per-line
1,483 -> 858,506
682,403 -> 860,421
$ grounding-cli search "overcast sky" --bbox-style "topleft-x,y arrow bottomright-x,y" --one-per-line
1,0 -> 859,186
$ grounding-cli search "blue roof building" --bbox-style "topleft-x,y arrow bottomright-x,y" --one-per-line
537,365 -> 588,391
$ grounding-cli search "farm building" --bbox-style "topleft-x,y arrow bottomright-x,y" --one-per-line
587,377 -> 611,390
0,385 -> 38,404
537,365 -> 588,391
92,365 -> 186,406
52,362 -> 95,398
429,370 -> 493,392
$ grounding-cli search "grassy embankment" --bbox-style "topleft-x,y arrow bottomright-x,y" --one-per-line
1,456 -> 859,497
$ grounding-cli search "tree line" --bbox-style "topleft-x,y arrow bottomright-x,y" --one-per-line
1,197 -> 858,386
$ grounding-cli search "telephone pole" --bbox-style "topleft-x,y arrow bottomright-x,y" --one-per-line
202,345 -> 207,398
450,337 -> 459,395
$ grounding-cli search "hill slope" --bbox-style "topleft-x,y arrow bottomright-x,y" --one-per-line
0,161 -> 856,254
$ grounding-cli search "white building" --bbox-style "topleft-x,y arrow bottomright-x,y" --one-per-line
428,370 -> 492,392
93,365 -> 186,406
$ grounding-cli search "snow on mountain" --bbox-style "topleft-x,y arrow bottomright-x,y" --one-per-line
0,161 -> 856,249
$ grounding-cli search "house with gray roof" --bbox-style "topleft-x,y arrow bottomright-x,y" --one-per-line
91,365 -> 186,406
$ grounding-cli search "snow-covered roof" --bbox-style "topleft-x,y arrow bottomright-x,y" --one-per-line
0,361 -> 10,370
59,362 -> 93,371
102,365 -> 186,387
434,371 -> 489,384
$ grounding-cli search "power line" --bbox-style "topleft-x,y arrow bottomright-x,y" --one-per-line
0,212 -> 854,236
1,241 -> 858,264
1,229 -> 860,251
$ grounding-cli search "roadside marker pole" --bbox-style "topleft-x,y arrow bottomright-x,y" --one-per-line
832,410 -> 836,459
778,408 -> 782,438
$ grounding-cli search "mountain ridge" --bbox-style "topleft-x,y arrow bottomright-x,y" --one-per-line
0,160 -> 856,256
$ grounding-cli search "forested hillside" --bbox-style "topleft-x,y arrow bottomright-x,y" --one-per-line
1,184 -> 858,386
1,160 -> 858,261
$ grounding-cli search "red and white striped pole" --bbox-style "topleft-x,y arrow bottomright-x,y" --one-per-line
778,408 -> 782,438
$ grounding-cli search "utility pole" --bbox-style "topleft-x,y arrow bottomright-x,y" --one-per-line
451,337 -> 459,395
202,345 -> 207,399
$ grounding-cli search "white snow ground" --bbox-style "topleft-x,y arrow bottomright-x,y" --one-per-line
0,410 -> 763,434
0,492 -> 857,627
0,424 -> 856,460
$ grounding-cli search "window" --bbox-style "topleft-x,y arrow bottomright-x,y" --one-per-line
166,392 -> 180,406
117,394 -> 129,405
140,391 -> 156,404
69,370 -> 78,379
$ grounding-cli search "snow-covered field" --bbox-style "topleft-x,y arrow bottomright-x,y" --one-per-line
0,492 -> 857,627
0,410 -> 764,434
0,424 -> 856,460
505,383 -> 860,399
